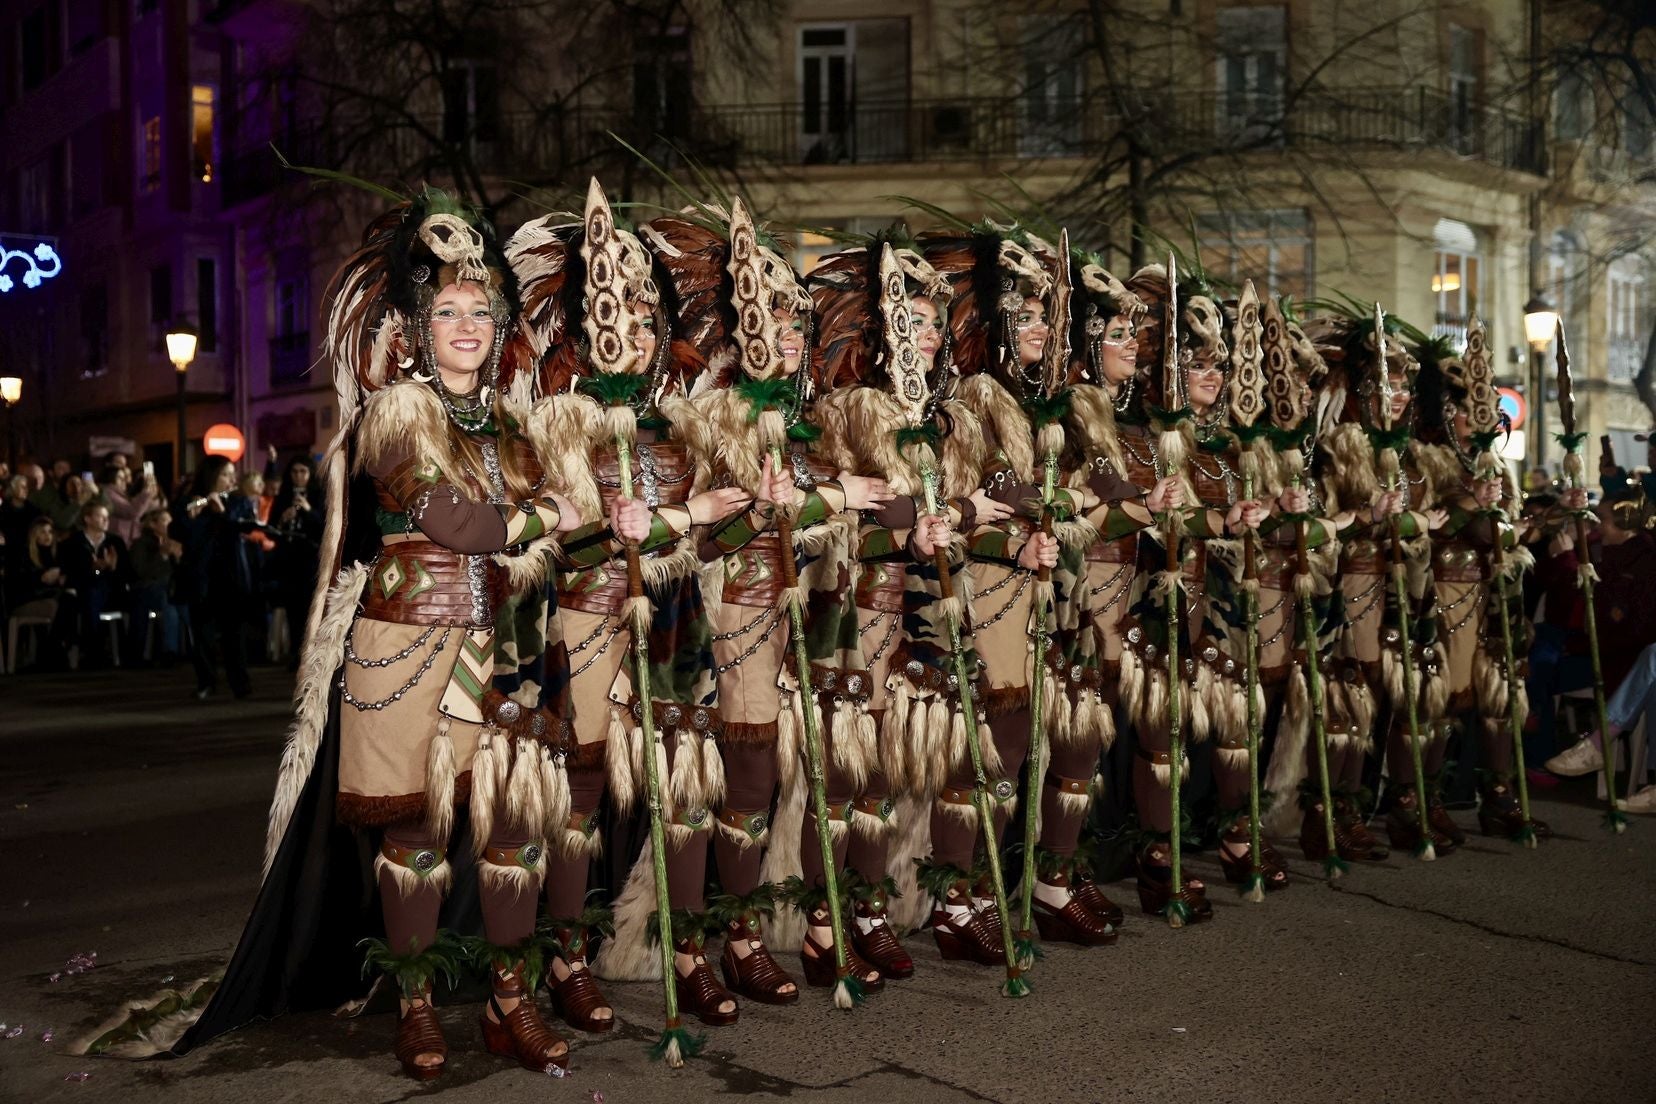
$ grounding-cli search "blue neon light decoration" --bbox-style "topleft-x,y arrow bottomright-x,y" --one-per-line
0,239 -> 64,293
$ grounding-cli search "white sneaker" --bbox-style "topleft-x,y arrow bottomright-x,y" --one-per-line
1617,784 -> 1656,815
1545,738 -> 1604,777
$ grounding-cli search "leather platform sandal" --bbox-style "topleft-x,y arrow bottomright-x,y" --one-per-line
1477,781 -> 1552,840
1218,823 -> 1289,891
479,967 -> 569,1073
800,905 -> 885,992
1070,869 -> 1125,929
851,895 -> 914,979
1135,842 -> 1212,922
393,987 -> 447,1082
1385,789 -> 1457,855
1032,877 -> 1118,946
720,914 -> 800,1006
546,925 -> 614,1034
675,935 -> 739,1027
930,884 -> 1005,965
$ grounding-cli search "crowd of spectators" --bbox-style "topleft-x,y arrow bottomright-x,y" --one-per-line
0,446 -> 324,698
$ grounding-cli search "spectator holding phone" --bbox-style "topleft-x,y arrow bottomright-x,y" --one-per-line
100,462 -> 158,546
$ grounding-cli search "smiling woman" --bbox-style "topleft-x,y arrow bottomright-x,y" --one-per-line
79,192 -> 592,1080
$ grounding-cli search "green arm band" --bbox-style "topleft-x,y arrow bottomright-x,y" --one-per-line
858,525 -> 907,562
967,526 -> 1023,566
710,506 -> 771,555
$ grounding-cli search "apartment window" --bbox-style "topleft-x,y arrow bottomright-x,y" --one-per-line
192,85 -> 217,183
796,20 -> 910,163
633,29 -> 692,142
140,115 -> 162,193
1197,209 -> 1314,299
1448,24 -> 1481,154
198,259 -> 219,354
20,4 -> 64,92
1554,72 -> 1592,142
272,266 -> 312,388
1607,255 -> 1648,383
441,59 -> 499,146
18,151 -> 64,234
150,263 -> 173,326
80,285 -> 109,378
1020,15 -> 1085,156
1216,5 -> 1286,143
1431,218 -> 1481,351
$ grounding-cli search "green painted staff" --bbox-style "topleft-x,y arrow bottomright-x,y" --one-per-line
920,459 -> 1031,996
1373,302 -> 1436,860
614,434 -> 701,1066
1015,229 -> 1071,967
1155,253 -> 1194,927
1553,323 -> 1628,833
768,442 -> 862,1006
1294,472 -> 1343,880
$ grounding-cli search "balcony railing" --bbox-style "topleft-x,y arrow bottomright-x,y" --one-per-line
221,84 -> 1542,205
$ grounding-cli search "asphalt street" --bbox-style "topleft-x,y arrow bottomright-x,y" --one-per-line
2,666 -> 1653,1104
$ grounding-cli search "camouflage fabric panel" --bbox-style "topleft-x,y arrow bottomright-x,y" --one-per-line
646,577 -> 718,708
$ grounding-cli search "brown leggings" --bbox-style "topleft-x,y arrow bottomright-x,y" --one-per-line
930,707 -> 1032,872
714,742 -> 776,898
1038,735 -> 1100,859
380,821 -> 542,956
799,714 -> 857,891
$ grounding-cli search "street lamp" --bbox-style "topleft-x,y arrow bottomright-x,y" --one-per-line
166,321 -> 198,483
1,375 -> 20,472
1523,293 -> 1559,351
1522,293 -> 1559,471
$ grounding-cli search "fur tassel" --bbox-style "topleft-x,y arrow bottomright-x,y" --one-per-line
424,716 -> 457,847
539,745 -> 571,844
700,735 -> 726,809
882,685 -> 910,790
670,727 -> 704,812
620,593 -> 653,630
1036,422 -> 1065,463
924,696 -> 952,794
651,737 -> 675,819
505,737 -> 546,838
759,766 -> 808,949
830,700 -> 872,793
469,728 -> 502,857
606,707 -> 637,812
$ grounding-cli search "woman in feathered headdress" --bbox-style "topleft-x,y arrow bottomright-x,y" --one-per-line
77,192 -> 592,1078
910,224 -> 1068,958
1306,309 -> 1455,857
810,230 -> 1011,965
638,198 -> 894,1006
509,180 -> 754,1034
1044,248 -> 1186,938
1413,326 -> 1547,842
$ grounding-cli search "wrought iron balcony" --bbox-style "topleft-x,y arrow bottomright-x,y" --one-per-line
219,84 -> 1542,205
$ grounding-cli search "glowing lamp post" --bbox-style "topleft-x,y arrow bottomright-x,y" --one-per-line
1522,293 -> 1559,469
1,375 -> 20,471
166,322 -> 199,480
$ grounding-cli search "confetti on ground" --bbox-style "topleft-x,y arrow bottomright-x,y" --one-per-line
40,1029 -> 54,1043
4,1025 -> 24,1039
65,1072 -> 92,1083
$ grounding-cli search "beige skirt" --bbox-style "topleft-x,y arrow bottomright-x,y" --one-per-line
337,618 -> 482,825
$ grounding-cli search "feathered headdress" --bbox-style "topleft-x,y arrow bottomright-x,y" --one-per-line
1124,261 -> 1230,415
505,178 -> 676,405
323,189 -> 519,426
809,235 -> 951,420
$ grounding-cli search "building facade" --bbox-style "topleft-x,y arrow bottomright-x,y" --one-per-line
2,0 -> 1651,479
